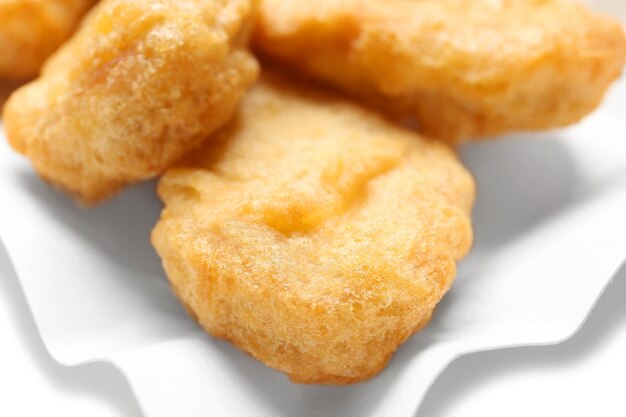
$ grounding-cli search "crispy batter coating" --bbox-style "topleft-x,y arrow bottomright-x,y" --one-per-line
0,81 -> 20,109
0,0 -> 96,80
254,0 -> 626,142
3,0 -> 259,204
152,73 -> 475,384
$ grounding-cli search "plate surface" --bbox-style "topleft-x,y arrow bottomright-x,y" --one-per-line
0,78 -> 625,417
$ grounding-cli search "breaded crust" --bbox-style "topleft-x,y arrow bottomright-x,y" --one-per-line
0,0 -> 96,80
152,73 -> 475,384
0,81 -> 20,109
254,0 -> 626,142
3,0 -> 259,204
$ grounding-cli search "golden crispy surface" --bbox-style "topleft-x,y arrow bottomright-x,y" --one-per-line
152,73 -> 475,384
3,0 -> 259,204
0,0 -> 96,80
0,81 -> 20,109
255,0 -> 626,142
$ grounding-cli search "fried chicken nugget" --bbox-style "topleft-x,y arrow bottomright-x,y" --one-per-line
151,73 -> 475,384
0,0 -> 96,80
254,0 -> 626,142
3,0 -> 259,204
0,81 -> 20,109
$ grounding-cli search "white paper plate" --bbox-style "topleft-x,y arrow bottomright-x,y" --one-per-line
1,78 -> 625,417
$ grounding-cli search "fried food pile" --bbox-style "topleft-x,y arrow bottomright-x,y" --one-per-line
0,0 -> 97,80
152,74 -> 475,383
255,0 -> 626,142
3,0 -> 258,203
1,0 -> 624,384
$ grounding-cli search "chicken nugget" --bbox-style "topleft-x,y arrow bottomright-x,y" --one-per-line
254,0 -> 626,142
0,81 -> 20,109
3,0 -> 259,204
0,0 -> 96,80
151,72 -> 475,384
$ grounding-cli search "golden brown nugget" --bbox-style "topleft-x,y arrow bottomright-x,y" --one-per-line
0,0 -> 96,80
0,81 -> 20,109
255,0 -> 626,142
152,73 -> 475,384
3,0 -> 259,204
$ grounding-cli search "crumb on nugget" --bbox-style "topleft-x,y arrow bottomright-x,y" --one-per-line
3,0 -> 259,204
0,0 -> 96,80
254,0 -> 626,142
152,73 -> 475,384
